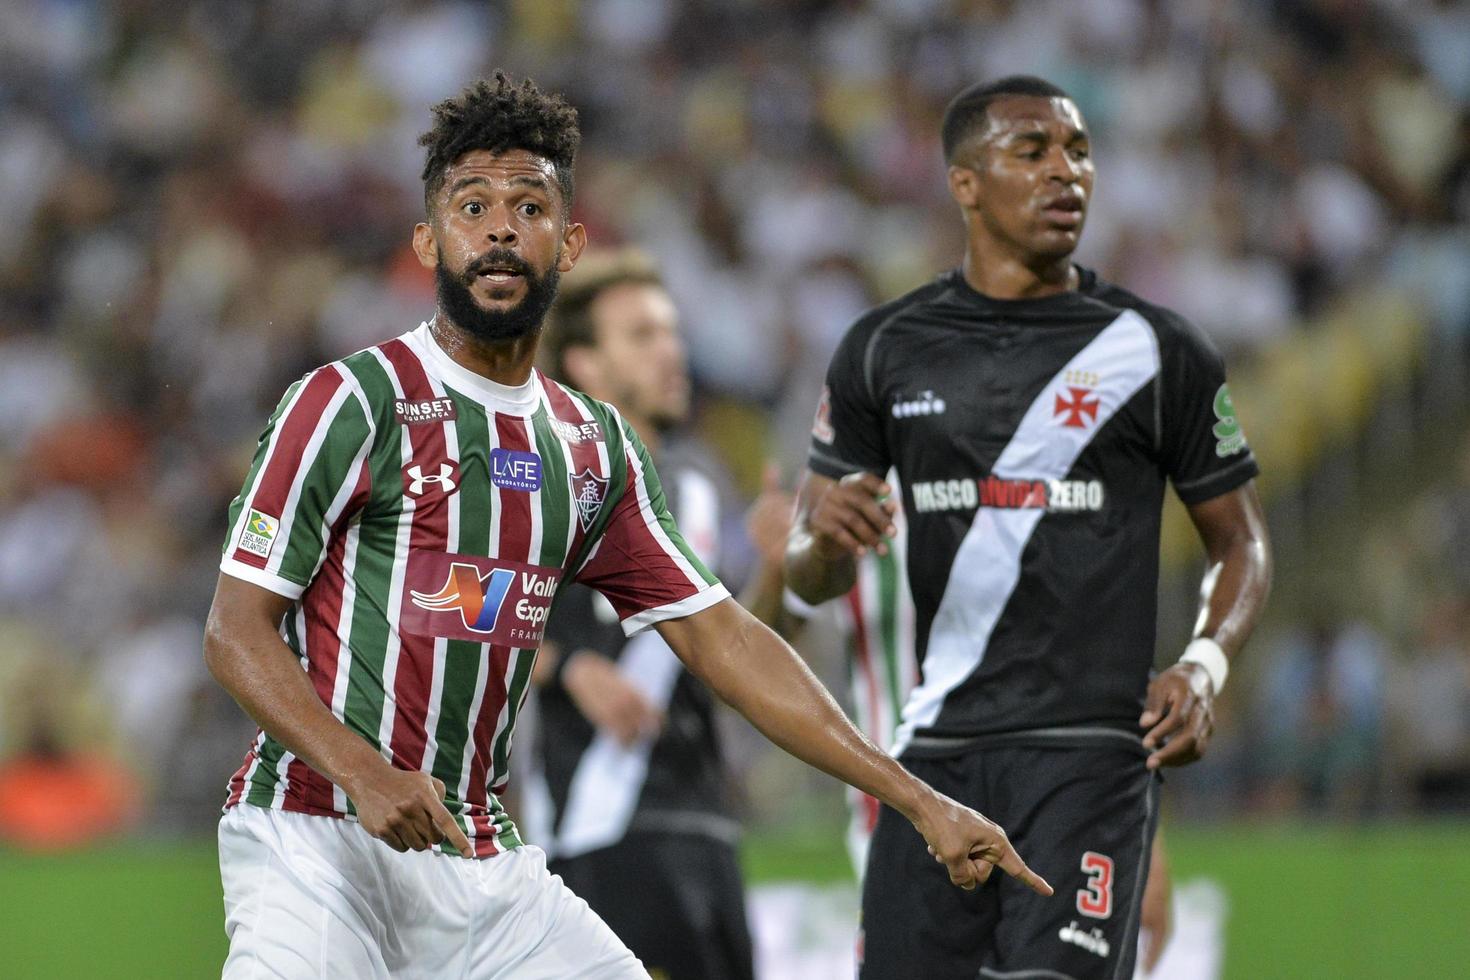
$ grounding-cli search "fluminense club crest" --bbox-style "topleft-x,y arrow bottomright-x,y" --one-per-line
571,468 -> 609,532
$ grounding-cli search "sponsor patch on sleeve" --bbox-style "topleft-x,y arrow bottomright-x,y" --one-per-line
812,385 -> 835,444
238,509 -> 279,559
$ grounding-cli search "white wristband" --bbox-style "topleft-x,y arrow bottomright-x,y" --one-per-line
1179,638 -> 1229,696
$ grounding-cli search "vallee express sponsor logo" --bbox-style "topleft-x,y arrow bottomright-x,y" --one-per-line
394,397 -> 458,425
1057,921 -> 1110,959
911,476 -> 1105,514
402,551 -> 562,647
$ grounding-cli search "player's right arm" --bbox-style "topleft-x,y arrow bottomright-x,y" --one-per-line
206,364 -> 470,856
204,576 -> 472,857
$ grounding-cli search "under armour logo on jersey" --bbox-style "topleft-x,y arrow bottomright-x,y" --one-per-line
403,462 -> 460,497
1054,386 -> 1100,429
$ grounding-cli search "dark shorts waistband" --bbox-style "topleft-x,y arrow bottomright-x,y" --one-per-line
902,725 -> 1147,759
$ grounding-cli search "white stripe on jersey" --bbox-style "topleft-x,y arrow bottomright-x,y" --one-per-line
223,375 -> 315,586
894,311 -> 1159,752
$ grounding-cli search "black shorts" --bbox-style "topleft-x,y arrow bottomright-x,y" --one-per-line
549,830 -> 754,980
860,739 -> 1161,980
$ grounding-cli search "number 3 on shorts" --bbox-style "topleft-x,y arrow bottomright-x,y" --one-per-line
1076,851 -> 1113,919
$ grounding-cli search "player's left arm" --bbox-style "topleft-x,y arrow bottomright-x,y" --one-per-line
1140,480 -> 1272,768
656,598 -> 1052,896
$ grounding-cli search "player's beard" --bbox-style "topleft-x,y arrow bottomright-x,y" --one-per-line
435,246 -> 561,344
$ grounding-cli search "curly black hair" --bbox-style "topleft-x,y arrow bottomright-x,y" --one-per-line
941,75 -> 1073,163
418,71 -> 580,214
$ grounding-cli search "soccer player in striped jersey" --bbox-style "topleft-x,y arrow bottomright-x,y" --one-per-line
204,73 -> 1051,979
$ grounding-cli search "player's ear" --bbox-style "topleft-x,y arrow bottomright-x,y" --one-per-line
558,221 -> 587,273
412,221 -> 437,269
947,163 -> 981,209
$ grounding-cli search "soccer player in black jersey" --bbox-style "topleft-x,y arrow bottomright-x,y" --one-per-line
786,76 -> 1272,979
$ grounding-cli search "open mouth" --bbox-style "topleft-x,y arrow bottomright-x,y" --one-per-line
478,269 -> 522,284
1040,195 -> 1084,227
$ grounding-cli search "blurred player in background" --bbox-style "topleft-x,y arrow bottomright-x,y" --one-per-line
205,72 -> 1051,979
787,75 -> 1272,979
524,249 -> 795,979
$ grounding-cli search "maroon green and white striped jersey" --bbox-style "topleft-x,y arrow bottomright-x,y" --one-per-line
219,322 -> 726,857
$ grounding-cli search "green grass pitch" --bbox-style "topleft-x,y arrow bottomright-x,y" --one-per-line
1,823 -> 1465,978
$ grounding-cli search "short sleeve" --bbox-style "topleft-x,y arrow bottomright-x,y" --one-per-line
220,366 -> 374,599
573,419 -> 728,636
1159,318 -> 1260,504
808,318 -> 890,479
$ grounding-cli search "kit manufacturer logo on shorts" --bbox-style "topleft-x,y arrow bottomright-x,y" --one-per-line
402,549 -> 563,646
490,448 -> 542,492
237,509 -> 279,559
571,468 -> 609,532
394,397 -> 458,425
549,417 -> 604,444
1058,921 -> 1110,959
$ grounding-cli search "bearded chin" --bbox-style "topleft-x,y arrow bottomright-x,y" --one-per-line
435,257 -> 561,344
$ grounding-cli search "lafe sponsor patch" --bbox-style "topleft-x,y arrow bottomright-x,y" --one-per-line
402,549 -> 563,647
490,448 -> 542,492
238,509 -> 279,559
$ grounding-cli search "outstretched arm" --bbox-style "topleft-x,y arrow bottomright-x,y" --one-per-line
656,597 -> 1051,896
784,471 -> 898,605
204,574 -> 473,857
1140,481 -> 1273,768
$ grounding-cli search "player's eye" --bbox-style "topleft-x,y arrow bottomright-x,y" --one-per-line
519,202 -> 541,217
464,201 -> 484,216
1070,147 -> 1090,161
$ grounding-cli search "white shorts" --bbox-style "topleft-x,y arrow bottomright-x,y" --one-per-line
218,805 -> 646,979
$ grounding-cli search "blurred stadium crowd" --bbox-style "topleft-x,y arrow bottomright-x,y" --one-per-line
0,0 -> 1467,847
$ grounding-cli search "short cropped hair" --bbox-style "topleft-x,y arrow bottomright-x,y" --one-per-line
418,71 -> 580,213
541,250 -> 665,384
941,75 -> 1073,162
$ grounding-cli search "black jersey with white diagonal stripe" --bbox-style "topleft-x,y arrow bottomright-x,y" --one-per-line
809,267 -> 1258,746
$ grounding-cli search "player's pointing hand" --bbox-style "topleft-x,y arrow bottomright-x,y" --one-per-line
911,787 -> 1052,896
809,471 -> 899,558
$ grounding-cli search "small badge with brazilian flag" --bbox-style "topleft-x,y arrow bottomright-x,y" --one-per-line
239,509 -> 280,559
